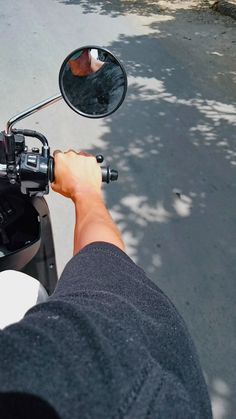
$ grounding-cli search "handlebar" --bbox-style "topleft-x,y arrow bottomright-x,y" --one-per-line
101,166 -> 119,183
96,155 -> 118,183
49,154 -> 118,184
0,129 -> 118,195
0,154 -> 118,190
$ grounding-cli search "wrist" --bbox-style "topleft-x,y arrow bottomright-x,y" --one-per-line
72,188 -> 103,204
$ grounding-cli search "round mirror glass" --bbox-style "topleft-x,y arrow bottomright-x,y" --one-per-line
59,46 -> 128,118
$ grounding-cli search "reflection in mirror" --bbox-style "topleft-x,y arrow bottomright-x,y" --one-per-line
59,47 -> 127,118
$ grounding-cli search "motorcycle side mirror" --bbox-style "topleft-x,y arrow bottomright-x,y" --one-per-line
59,46 -> 128,118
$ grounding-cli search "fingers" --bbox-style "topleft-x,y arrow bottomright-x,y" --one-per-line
77,151 -> 92,157
53,149 -> 93,158
53,150 -> 62,160
51,182 -> 58,191
65,149 -> 78,154
65,150 -> 92,157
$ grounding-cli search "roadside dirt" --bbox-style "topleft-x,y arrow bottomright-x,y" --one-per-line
157,0 -> 236,16
153,0 -> 236,68
157,0 -> 213,11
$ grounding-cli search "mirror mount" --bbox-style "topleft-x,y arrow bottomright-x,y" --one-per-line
5,93 -> 62,135
5,46 -> 127,134
4,94 -> 62,185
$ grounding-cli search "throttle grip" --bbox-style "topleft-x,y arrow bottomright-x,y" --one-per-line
48,157 -> 118,184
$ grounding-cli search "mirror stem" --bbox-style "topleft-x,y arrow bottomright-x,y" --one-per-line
5,93 -> 62,135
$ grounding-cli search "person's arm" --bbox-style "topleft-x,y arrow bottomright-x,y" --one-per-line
0,151 -> 212,419
51,150 -> 125,254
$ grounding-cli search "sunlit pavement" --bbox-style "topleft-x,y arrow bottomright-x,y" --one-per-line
0,2 -> 236,417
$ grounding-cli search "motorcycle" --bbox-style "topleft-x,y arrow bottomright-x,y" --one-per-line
0,45 -> 128,297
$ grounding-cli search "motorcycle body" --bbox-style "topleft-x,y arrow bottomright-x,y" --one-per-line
0,130 -> 58,295
0,45 -> 127,295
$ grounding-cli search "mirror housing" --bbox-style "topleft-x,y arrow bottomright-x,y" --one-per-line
59,46 -> 128,118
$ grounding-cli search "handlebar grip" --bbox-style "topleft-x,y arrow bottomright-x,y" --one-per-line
49,157 -> 118,184
48,157 -> 55,183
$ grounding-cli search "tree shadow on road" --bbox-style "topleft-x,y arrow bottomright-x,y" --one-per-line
102,34 -> 236,417
58,0 -> 211,17
56,1 -> 236,416
58,0 -> 163,17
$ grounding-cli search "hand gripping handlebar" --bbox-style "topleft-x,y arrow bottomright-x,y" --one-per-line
48,154 -> 118,184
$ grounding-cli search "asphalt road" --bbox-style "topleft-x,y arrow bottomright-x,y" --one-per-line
0,1 -> 236,418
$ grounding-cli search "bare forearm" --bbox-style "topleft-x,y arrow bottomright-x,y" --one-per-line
51,151 -> 124,253
73,193 -> 125,255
